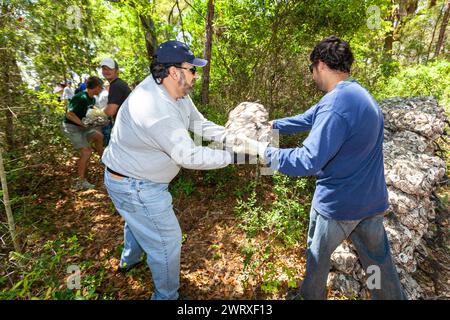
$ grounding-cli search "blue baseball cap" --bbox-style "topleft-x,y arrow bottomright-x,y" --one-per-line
155,40 -> 207,67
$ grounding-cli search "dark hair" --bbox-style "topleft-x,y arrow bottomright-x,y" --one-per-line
86,76 -> 103,89
150,58 -> 182,84
310,36 -> 353,73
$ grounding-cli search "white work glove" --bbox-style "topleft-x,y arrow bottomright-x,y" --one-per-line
233,133 -> 269,160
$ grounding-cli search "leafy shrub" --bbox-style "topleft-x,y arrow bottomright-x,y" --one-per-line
170,176 -> 196,197
0,234 -> 104,300
235,173 -> 314,246
374,59 -> 450,110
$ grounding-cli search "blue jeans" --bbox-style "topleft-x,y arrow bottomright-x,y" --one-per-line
104,170 -> 182,300
101,118 -> 113,147
299,207 -> 406,300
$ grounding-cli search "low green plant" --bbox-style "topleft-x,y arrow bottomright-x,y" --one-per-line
209,244 -> 222,260
260,262 -> 281,294
170,176 -> 196,197
374,59 -> 450,109
0,233 -> 103,300
234,173 -> 313,246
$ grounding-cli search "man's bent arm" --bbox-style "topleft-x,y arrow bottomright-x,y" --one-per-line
266,110 -> 348,176
103,103 -> 120,117
66,112 -> 84,127
272,104 -> 317,135
147,117 -> 232,170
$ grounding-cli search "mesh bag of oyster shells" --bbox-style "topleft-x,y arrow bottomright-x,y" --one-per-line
384,142 -> 446,196
327,96 -> 448,299
81,107 -> 109,127
223,101 -> 272,148
380,96 -> 447,140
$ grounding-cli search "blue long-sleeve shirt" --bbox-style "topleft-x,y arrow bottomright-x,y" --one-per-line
265,80 -> 389,220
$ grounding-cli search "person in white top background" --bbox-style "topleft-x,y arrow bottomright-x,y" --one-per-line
61,80 -> 75,103
95,81 -> 109,110
95,81 -> 112,146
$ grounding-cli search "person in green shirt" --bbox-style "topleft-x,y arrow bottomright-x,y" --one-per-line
62,76 -> 104,189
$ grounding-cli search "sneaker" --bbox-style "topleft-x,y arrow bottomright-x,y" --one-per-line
82,180 -> 95,189
148,292 -> 189,300
116,261 -> 144,273
287,290 -> 304,300
75,178 -> 95,190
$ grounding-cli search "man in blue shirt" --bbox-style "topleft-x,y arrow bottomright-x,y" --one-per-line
236,36 -> 406,299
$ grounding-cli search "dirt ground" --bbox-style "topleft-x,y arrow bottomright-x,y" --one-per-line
4,150 -> 448,300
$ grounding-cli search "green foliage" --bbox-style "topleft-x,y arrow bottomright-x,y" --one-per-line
3,0 -> 449,301
0,234 -> 104,300
380,58 -> 401,78
201,165 -> 237,199
170,175 -> 196,196
18,0 -> 106,84
260,261 -> 280,294
235,191 -> 262,238
374,59 -> 450,108
241,244 -> 256,271
259,261 -> 297,294
235,173 -> 313,246
209,244 -> 222,260
2,86 -> 68,198
239,242 -> 299,295
95,0 -> 152,85
197,104 -> 228,126
233,178 -> 257,200
184,0 -> 387,117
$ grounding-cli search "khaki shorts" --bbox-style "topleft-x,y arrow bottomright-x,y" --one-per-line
62,122 -> 98,149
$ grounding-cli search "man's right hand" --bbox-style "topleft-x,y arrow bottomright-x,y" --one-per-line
233,134 -> 269,158
66,111 -> 85,127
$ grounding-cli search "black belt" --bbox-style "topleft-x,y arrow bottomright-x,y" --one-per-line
107,167 -> 129,178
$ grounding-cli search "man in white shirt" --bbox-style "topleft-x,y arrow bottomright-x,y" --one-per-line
62,81 -> 75,102
95,82 -> 112,146
95,82 -> 109,110
102,40 -> 236,300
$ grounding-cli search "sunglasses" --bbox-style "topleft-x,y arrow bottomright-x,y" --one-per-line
176,66 -> 197,75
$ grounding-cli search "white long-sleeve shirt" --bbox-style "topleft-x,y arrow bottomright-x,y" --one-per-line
95,89 -> 109,110
62,86 -> 74,100
102,75 -> 232,183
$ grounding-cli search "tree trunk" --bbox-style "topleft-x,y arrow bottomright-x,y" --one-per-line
0,4 -> 15,150
5,106 -> 14,150
0,1 -> 20,255
201,0 -> 214,105
435,0 -> 450,57
384,32 -> 394,59
106,1 -> 157,64
0,49 -> 17,151
384,0 -> 419,60
0,144 -> 21,253
139,14 -> 157,64
405,0 -> 418,15
383,1 -> 397,60
426,1 -> 445,61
